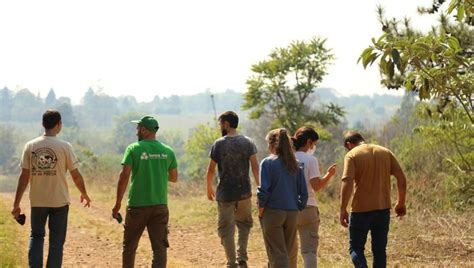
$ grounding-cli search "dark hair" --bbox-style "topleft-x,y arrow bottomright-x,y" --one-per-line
42,109 -> 61,130
218,111 -> 239,128
266,128 -> 298,174
292,127 -> 319,150
344,131 -> 365,147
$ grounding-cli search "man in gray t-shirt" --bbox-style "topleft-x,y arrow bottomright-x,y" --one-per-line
206,111 -> 259,268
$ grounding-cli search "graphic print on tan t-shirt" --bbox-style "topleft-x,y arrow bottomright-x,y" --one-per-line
21,136 -> 80,207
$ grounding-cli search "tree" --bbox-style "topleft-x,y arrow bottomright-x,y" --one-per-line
243,37 -> 344,132
360,0 -> 473,209
112,111 -> 144,153
78,88 -> 119,128
45,88 -> 57,108
0,87 -> 13,122
359,0 -> 473,123
11,89 -> 44,122
183,123 -> 220,180
56,101 -> 78,128
0,124 -> 18,172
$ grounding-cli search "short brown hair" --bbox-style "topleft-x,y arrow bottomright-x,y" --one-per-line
218,111 -> 239,128
343,131 -> 365,147
42,109 -> 61,130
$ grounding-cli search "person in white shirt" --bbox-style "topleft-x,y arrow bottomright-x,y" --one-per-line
289,127 -> 336,268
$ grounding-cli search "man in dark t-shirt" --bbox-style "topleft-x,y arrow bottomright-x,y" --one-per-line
206,111 -> 259,268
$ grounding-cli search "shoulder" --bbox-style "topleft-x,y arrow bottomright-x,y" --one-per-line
241,135 -> 255,143
260,156 -> 275,165
213,137 -> 226,145
125,142 -> 140,151
159,142 -> 175,154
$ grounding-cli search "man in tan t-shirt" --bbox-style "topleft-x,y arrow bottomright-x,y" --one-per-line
339,131 -> 407,268
11,109 -> 91,268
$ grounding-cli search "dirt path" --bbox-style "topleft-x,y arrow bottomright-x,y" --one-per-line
1,193 -> 268,267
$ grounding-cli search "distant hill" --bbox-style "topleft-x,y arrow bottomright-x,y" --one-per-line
0,87 -> 401,130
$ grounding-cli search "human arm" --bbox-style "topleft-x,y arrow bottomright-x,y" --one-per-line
70,169 -> 91,207
206,160 -> 217,201
257,159 -> 271,217
250,154 -> 259,186
393,169 -> 407,218
11,168 -> 30,219
339,154 -> 354,228
309,163 -> 337,192
339,177 -> 354,227
112,165 -> 131,218
297,168 -> 308,210
168,168 -> 178,183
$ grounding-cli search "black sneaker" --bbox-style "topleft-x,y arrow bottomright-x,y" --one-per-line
238,260 -> 247,268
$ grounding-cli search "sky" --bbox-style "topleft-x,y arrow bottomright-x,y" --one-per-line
0,0 -> 438,103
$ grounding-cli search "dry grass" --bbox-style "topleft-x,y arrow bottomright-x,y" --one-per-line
1,177 -> 473,267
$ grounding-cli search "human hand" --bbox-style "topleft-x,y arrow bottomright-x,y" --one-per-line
11,206 -> 21,219
112,203 -> 121,219
326,163 -> 337,178
395,202 -> 406,218
81,194 -> 91,207
340,210 -> 349,227
207,186 -> 215,201
258,207 -> 265,218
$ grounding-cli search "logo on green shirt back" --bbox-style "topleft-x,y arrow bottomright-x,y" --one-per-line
140,152 -> 168,160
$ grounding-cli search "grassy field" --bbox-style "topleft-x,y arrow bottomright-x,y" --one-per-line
0,198 -> 27,267
1,176 -> 473,267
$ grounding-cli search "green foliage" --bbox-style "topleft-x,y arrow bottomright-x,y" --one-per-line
387,95 -> 473,210
0,124 -> 20,174
359,2 -> 474,123
183,123 -> 220,180
112,111 -> 144,153
243,37 -> 344,132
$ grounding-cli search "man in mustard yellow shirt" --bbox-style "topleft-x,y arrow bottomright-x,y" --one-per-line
339,131 -> 407,268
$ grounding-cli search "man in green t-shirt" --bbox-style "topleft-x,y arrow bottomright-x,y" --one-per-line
112,115 -> 178,268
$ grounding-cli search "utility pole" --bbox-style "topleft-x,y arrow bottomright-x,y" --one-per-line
210,94 -> 218,128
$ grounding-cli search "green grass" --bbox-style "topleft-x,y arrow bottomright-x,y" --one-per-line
0,199 -> 27,267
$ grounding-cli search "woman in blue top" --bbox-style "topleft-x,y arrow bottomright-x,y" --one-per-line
258,128 -> 308,268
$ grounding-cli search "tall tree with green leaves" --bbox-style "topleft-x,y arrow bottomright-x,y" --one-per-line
359,0 -> 473,123
243,37 -> 344,132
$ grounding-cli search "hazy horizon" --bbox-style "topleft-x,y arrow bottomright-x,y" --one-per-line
1,0 -> 437,103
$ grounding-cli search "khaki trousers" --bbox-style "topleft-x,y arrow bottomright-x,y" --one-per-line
217,198 -> 253,268
260,208 -> 298,268
290,206 -> 320,268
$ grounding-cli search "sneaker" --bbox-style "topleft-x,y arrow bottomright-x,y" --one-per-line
238,260 -> 247,268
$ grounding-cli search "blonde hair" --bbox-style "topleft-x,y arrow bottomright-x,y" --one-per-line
266,128 -> 298,174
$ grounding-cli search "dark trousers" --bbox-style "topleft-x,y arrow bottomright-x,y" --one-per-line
349,209 -> 390,268
123,205 -> 169,268
29,205 -> 69,268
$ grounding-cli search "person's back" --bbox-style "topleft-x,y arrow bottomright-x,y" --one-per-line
258,156 -> 306,211
206,111 -> 259,268
12,109 -> 91,268
25,135 -> 78,207
112,115 -> 178,268
345,144 -> 400,212
126,139 -> 175,206
340,131 -> 407,268
211,135 -> 256,202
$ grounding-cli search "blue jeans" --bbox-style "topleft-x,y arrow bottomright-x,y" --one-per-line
349,209 -> 390,268
29,205 -> 69,268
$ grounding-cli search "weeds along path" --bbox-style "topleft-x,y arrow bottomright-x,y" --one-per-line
0,192 -> 268,267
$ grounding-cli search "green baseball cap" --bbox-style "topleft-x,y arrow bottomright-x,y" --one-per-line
131,116 -> 159,132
